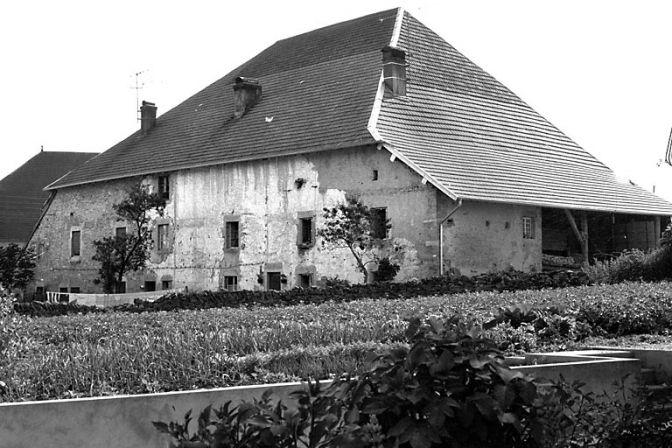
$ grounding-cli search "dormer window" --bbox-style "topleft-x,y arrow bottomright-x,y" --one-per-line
382,46 -> 407,96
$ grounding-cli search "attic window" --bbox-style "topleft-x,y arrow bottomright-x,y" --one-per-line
158,175 -> 170,200
382,46 -> 407,96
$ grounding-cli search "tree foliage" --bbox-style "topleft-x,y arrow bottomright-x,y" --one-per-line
92,181 -> 166,293
318,196 -> 395,283
0,243 -> 36,291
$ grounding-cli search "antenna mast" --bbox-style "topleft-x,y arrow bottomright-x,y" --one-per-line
665,127 -> 672,166
131,70 -> 147,122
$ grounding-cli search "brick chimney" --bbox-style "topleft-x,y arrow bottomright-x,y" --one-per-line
233,77 -> 262,118
382,46 -> 407,96
140,101 -> 157,134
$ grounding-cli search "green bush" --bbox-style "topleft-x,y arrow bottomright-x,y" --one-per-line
584,225 -> 672,284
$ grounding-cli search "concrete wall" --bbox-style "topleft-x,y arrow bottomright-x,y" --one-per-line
0,353 -> 642,448
442,199 -> 542,276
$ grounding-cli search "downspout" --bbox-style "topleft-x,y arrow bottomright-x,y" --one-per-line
439,198 -> 463,276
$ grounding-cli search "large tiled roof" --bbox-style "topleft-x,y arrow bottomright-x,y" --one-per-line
47,9 -> 398,189
0,151 -> 98,243
47,8 -> 672,216
375,11 -> 672,215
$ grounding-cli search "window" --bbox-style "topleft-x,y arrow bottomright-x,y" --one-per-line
267,272 -> 282,291
298,274 -> 312,288
382,46 -> 407,96
297,212 -> 315,248
162,280 -> 173,290
300,217 -> 313,245
157,224 -> 169,251
225,221 -> 239,249
144,281 -> 156,292
523,216 -> 535,239
70,287 -> 81,294
158,175 -> 170,200
224,276 -> 238,292
372,169 -> 379,181
370,208 -> 388,239
115,226 -> 127,238
115,282 -> 126,294
71,230 -> 81,256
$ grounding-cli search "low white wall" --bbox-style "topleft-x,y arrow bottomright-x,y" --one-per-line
0,353 -> 644,448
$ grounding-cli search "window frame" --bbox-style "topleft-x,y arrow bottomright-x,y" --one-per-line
224,276 -> 238,292
225,221 -> 240,249
157,223 -> 170,251
158,174 -> 170,200
70,229 -> 82,257
523,216 -> 536,239
297,211 -> 316,248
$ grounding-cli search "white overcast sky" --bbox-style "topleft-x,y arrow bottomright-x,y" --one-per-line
1,1 -> 672,201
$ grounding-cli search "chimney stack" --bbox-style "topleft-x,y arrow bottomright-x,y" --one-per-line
233,77 -> 262,118
382,46 -> 407,96
140,101 -> 157,134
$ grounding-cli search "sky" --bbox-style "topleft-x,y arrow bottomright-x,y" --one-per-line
1,0 -> 672,201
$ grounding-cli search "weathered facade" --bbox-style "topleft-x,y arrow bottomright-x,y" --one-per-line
28,8 -> 672,294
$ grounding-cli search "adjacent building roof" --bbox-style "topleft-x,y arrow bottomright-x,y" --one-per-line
46,8 -> 672,215
0,151 -> 98,245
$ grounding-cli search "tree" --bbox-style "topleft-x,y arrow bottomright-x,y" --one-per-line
92,181 -> 166,293
0,243 -> 36,291
318,195 -> 396,283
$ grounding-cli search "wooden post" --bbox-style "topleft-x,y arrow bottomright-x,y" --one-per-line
564,209 -> 589,262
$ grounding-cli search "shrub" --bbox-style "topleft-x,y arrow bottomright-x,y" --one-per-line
584,228 -> 672,284
373,257 -> 400,282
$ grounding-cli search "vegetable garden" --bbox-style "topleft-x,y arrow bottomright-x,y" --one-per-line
3,280 -> 672,403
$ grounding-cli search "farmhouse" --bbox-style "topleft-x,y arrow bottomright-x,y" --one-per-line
0,150 -> 97,247
28,8 -> 672,294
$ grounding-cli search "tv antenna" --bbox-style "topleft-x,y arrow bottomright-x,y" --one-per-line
131,70 -> 148,121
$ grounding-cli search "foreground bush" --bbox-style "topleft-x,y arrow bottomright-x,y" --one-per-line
156,318 -> 544,448
156,318 -> 672,447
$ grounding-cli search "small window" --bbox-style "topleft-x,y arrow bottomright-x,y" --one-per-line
144,281 -> 156,292
70,287 -> 81,294
372,169 -> 379,181
71,230 -> 81,256
157,224 -> 169,251
36,286 -> 44,294
267,272 -> 282,291
370,208 -> 388,239
225,221 -> 239,249
158,175 -> 170,200
523,216 -> 536,239
298,274 -> 312,288
115,227 -> 127,238
59,287 -> 68,293
300,217 -> 313,245
224,276 -> 238,292
162,280 -> 173,290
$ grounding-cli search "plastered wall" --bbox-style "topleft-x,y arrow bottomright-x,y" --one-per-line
30,146 -> 442,293
30,147 -> 545,293
441,199 -> 542,276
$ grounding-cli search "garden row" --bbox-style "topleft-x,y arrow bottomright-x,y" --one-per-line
13,269 -> 590,317
2,281 -> 672,403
